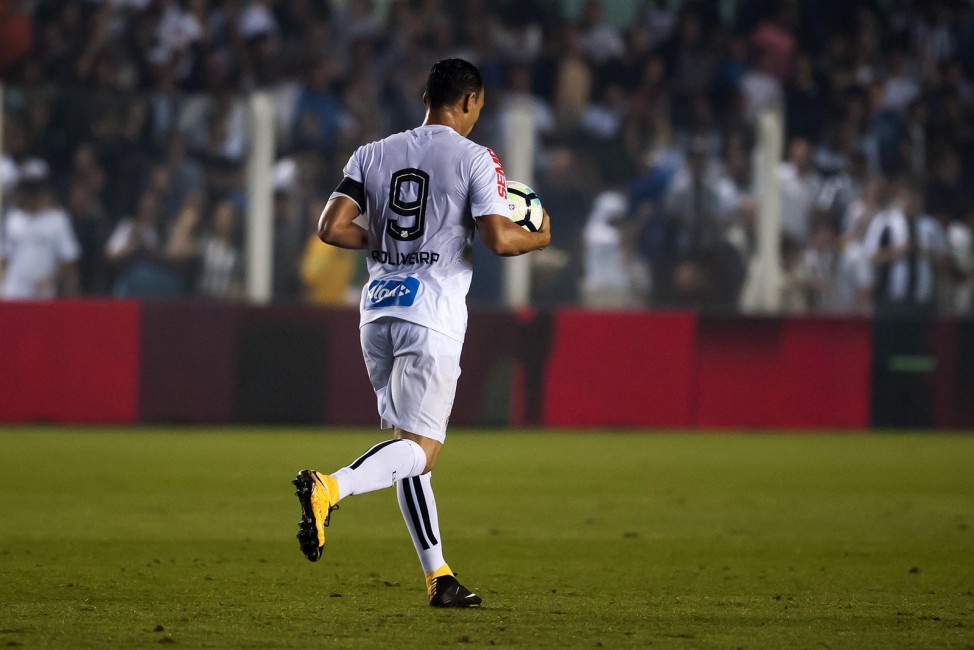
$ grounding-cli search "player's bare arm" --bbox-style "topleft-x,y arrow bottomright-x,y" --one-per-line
318,196 -> 368,250
477,209 -> 551,256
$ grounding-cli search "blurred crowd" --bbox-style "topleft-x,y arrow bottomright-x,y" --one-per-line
2,0 -> 974,317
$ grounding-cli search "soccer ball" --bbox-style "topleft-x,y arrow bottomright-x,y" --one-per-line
506,180 -> 544,232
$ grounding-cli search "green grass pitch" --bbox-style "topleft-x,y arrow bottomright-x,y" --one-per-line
1,428 -> 973,648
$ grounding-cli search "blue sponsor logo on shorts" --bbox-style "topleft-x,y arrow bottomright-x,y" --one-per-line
366,277 -> 421,308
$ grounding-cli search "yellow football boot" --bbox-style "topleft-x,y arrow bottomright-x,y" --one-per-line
426,564 -> 482,607
292,470 -> 339,562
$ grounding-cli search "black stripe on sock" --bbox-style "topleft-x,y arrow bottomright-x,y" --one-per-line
350,439 -> 400,470
401,477 -> 431,550
412,476 -> 439,547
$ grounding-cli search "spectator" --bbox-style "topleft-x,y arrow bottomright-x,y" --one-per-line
533,146 -> 591,307
803,218 -> 871,315
579,0 -> 624,66
165,193 -> 205,293
641,0 -> 676,51
863,178 -> 947,317
579,81 -> 628,141
904,99 -> 928,179
666,8 -> 717,104
749,0 -> 799,81
653,138 -> 744,311
740,46 -> 783,123
299,199 -> 358,306
830,206 -> 877,316
145,163 -> 182,225
292,59 -> 344,156
238,0 -> 278,41
882,51 -> 921,114
66,144 -> 108,293
778,137 -> 822,245
818,150 -> 869,231
0,117 -> 49,197
148,64 -> 184,147
499,63 -> 556,161
161,134 -> 205,208
843,174 -> 891,237
105,190 -> 181,297
944,205 -> 974,316
785,51 -> 829,143
715,130 -> 755,220
712,35 -> 749,111
334,0 -> 382,49
197,199 -> 244,300
550,23 -> 594,133
0,177 -> 80,300
623,54 -> 672,163
580,187 -> 650,308
272,186 -> 304,303
0,0 -> 32,77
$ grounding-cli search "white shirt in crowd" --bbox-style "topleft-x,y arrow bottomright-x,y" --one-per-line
804,242 -> 873,314
580,190 -> 650,308
816,172 -> 863,223
882,75 -> 920,113
581,25 -> 625,65
1,207 -> 81,299
777,162 -> 822,244
741,70 -> 783,122
946,221 -> 973,315
198,236 -> 242,299
863,208 -> 946,306
105,218 -> 161,257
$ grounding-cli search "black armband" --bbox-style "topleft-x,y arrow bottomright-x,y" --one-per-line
334,177 -> 365,213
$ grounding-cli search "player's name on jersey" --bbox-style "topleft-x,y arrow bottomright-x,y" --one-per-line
371,250 -> 441,265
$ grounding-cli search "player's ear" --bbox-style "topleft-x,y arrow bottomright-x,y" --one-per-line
422,91 -> 430,107
461,91 -> 477,114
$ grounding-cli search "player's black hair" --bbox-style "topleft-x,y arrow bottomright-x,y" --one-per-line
424,58 -> 483,109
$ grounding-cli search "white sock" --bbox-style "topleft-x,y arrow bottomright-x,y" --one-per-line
397,472 -> 446,573
332,439 -> 426,499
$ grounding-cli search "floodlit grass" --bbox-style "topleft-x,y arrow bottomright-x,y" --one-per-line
1,428 -> 972,648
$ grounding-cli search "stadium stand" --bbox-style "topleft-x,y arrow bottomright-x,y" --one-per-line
2,0 -> 974,315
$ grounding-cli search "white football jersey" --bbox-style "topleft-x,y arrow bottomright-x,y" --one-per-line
331,124 -> 511,342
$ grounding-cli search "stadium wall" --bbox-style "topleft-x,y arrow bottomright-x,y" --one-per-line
0,301 -> 141,423
1,301 -> 970,429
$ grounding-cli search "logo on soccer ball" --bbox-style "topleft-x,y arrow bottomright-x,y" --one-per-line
366,277 -> 421,308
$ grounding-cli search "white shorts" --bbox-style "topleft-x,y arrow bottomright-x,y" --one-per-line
360,318 -> 463,443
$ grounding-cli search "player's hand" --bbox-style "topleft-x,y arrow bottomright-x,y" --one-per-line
538,209 -> 551,246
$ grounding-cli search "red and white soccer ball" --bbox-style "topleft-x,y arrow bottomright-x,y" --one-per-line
506,180 -> 544,232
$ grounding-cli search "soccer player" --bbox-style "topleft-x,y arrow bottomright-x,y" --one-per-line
293,58 -> 550,607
